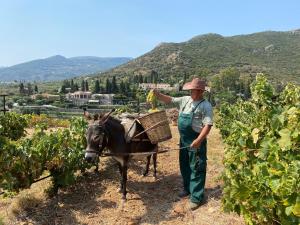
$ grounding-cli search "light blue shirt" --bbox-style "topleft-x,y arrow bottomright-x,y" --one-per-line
172,96 -> 213,133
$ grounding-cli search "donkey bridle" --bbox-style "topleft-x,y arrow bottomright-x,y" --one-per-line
85,124 -> 108,155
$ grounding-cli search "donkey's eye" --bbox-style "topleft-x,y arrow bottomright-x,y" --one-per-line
93,135 -> 101,142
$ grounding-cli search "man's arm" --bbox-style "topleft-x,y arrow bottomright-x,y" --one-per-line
190,125 -> 212,149
153,89 -> 172,104
191,101 -> 213,148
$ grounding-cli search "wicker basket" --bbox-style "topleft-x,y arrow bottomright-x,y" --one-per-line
138,110 -> 172,144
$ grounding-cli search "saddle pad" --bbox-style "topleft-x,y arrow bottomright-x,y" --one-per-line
121,117 -> 137,143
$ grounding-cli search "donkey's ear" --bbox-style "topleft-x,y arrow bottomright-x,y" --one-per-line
93,113 -> 99,121
83,109 -> 92,120
99,109 -> 115,124
98,113 -> 107,124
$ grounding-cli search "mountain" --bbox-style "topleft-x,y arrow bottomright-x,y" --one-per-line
0,55 -> 132,81
96,30 -> 300,83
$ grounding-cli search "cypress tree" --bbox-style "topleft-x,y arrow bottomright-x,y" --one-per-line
81,80 -> 85,91
112,76 -> 118,93
94,80 -> 100,93
34,85 -> 38,93
19,82 -> 25,94
85,80 -> 89,91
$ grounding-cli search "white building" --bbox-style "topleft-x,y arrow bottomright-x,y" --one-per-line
91,94 -> 114,105
138,83 -> 177,91
66,92 -> 115,106
66,91 -> 92,105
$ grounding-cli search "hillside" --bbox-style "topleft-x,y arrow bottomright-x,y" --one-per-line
0,55 -> 132,82
96,30 -> 300,83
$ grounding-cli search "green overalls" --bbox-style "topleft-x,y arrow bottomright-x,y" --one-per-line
178,99 -> 207,203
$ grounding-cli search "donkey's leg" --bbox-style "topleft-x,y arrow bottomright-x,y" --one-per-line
143,155 -> 151,176
153,152 -> 157,178
117,162 -> 123,192
121,157 -> 129,200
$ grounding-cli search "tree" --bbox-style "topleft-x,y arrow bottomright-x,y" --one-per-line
27,83 -> 33,95
105,78 -> 112,93
19,82 -> 25,95
99,86 -> 105,94
219,67 -> 240,90
81,80 -> 85,91
138,75 -> 143,83
143,76 -> 148,83
63,80 -> 70,88
34,85 -> 38,93
119,80 -> 126,94
133,75 -> 138,83
85,80 -> 89,91
183,72 -> 187,84
70,79 -> 75,92
146,76 -> 151,83
112,76 -> 118,93
125,81 -> 132,94
94,80 -> 100,93
74,83 -> 79,91
60,85 -> 66,94
151,70 -> 158,83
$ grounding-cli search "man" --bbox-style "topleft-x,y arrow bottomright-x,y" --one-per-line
153,78 -> 213,210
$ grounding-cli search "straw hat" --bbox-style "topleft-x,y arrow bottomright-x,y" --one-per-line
182,78 -> 206,90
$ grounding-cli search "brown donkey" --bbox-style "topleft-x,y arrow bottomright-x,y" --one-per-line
84,110 -> 158,201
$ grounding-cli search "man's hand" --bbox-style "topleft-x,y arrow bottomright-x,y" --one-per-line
190,138 -> 202,149
152,89 -> 172,104
152,89 -> 160,97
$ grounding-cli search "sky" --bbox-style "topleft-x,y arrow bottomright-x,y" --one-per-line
0,0 -> 300,67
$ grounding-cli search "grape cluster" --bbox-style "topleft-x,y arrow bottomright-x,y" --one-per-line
146,90 -> 159,113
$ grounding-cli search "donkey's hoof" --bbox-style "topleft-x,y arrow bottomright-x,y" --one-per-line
143,171 -> 149,177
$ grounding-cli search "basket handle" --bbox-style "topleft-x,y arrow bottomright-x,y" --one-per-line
132,120 -> 168,139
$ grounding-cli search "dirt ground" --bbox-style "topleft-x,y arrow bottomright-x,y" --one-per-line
0,125 -> 245,225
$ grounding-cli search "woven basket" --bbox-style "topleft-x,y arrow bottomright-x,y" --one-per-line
138,110 -> 172,144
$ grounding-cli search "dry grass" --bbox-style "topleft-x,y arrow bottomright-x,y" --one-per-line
0,126 -> 245,225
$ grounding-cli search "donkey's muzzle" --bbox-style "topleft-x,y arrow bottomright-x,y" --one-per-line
85,151 -> 98,163
85,156 -> 94,163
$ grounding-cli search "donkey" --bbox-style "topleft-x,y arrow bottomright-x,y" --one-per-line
83,111 -> 101,173
84,110 -> 158,201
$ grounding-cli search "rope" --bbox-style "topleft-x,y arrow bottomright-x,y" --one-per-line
99,146 -> 192,157
32,174 -> 52,184
132,120 -> 168,139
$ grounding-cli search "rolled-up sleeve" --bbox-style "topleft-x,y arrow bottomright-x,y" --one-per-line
202,103 -> 213,126
171,96 -> 185,105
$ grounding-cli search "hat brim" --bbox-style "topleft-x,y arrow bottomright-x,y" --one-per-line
182,82 -> 205,90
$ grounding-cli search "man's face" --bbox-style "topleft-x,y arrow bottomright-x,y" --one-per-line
190,89 -> 204,100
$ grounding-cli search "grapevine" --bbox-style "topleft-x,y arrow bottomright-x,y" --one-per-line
0,114 -> 92,196
216,74 -> 300,225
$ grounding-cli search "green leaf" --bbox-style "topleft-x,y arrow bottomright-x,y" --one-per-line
285,206 -> 293,216
278,128 -> 292,150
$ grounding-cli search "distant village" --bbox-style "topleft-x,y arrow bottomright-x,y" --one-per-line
28,83 -> 179,107
5,77 -> 180,114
